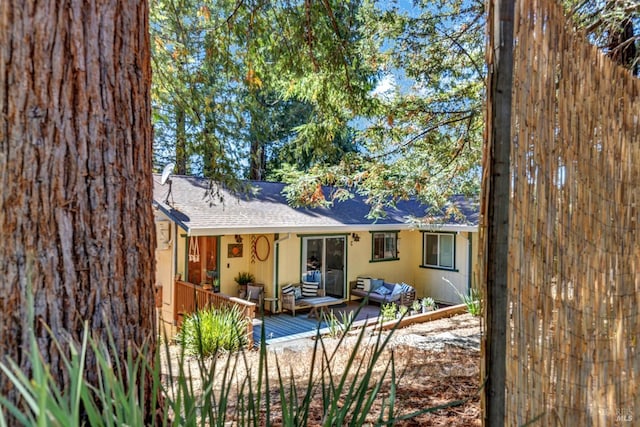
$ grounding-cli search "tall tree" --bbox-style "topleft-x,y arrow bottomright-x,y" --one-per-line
150,0 -> 371,184
0,0 -> 157,418
278,0 -> 637,217
277,0 -> 486,217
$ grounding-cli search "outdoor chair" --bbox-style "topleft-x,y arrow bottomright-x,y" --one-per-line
246,284 -> 264,313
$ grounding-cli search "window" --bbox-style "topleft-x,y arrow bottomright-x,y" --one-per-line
423,233 -> 455,269
371,232 -> 398,261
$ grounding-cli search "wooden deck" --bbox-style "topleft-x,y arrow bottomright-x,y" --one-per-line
253,302 -> 381,346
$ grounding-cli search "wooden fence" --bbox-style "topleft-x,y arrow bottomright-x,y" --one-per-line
483,1 -> 640,425
174,280 -> 256,347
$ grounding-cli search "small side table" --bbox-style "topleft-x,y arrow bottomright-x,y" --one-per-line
263,297 -> 278,315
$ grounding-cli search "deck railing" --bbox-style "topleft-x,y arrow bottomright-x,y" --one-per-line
174,280 -> 256,347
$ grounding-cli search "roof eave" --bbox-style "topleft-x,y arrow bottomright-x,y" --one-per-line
186,223 -> 477,236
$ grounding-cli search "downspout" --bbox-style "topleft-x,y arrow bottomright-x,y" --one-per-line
273,233 -> 291,311
467,232 -> 473,295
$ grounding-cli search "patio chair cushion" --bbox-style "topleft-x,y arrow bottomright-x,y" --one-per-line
302,270 -> 321,284
350,280 -> 415,306
280,283 -> 326,316
301,283 -> 319,297
400,282 -> 414,293
391,283 -> 405,296
281,284 -> 295,295
370,279 -> 384,291
246,285 -> 263,301
373,285 -> 392,295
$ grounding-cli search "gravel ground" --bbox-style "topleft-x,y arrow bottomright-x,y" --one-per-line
162,313 -> 482,426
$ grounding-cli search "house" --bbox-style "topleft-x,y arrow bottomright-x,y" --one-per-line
153,174 -> 479,336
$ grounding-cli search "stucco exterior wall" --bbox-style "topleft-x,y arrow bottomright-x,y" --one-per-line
154,212 -> 178,336
274,230 -> 428,296
217,234 -> 275,297
415,231 -> 475,305
155,225 -> 478,322
274,234 -> 303,287
172,233 -> 276,298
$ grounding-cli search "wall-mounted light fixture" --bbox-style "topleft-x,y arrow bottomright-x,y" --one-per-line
234,234 -> 243,243
351,232 -> 360,242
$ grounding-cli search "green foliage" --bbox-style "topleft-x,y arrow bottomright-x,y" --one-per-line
177,305 -> 249,357
150,0 -> 371,184
411,300 -> 422,313
397,305 -> 409,318
234,271 -> 255,286
0,300 -> 464,426
380,303 -> 397,322
0,322 -> 160,427
322,309 -> 355,339
272,0 -> 486,219
444,277 -> 481,317
462,288 -> 482,317
421,296 -> 436,311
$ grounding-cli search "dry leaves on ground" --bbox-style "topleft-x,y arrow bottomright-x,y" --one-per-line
162,313 -> 481,426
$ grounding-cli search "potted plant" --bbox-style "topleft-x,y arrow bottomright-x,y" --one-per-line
234,272 -> 256,297
411,300 -> 422,315
201,270 -> 218,291
380,303 -> 397,322
234,271 -> 255,286
421,297 -> 436,313
397,305 -> 408,319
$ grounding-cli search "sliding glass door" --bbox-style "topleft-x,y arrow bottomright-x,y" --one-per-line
302,235 -> 346,298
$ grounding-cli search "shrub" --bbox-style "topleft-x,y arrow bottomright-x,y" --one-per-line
0,304 -> 404,426
2,298 -> 466,426
178,305 -> 249,357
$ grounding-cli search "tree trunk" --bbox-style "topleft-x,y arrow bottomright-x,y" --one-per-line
249,137 -> 264,181
176,104 -> 188,174
0,0 -> 157,418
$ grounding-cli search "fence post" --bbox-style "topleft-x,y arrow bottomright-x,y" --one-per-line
482,0 -> 514,426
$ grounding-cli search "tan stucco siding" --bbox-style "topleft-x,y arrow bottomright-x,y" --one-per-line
275,235 -> 303,286
416,232 -> 474,305
346,230 -> 417,285
154,212 -> 180,337
155,224 -> 478,322
218,234 -> 275,297
274,230 -> 443,298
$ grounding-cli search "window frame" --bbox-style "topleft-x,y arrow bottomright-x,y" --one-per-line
370,231 -> 399,262
421,232 -> 457,271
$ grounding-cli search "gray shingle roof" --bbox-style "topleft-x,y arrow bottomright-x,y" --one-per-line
153,174 -> 478,235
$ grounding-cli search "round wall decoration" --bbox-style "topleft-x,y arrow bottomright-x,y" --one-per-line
251,235 -> 270,263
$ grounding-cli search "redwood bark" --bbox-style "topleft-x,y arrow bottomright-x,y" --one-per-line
0,0 -> 156,416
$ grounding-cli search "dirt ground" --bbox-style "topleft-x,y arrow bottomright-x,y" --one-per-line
162,313 -> 482,426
